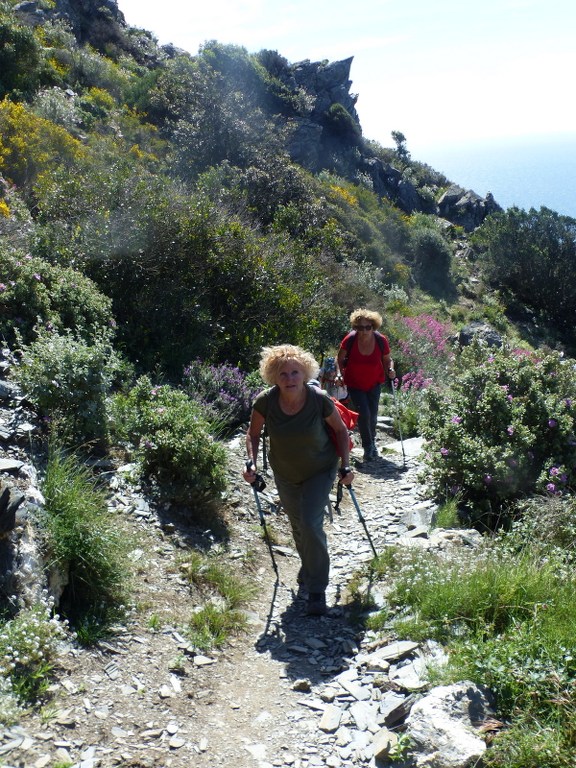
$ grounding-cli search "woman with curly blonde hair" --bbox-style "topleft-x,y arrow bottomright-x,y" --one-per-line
337,309 -> 395,462
243,344 -> 354,616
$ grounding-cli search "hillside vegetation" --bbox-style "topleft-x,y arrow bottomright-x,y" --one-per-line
2,1 -> 576,765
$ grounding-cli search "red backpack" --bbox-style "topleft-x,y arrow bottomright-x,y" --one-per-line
309,385 -> 358,456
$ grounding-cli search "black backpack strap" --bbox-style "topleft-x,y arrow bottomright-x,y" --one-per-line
345,331 -> 356,353
346,330 -> 385,354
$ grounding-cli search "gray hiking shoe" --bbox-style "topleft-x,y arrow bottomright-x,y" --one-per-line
363,443 -> 378,461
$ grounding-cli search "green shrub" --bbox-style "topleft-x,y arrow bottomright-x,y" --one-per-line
0,10 -> 45,99
421,341 -> 576,516
14,329 -> 122,449
40,448 -> 130,640
473,206 -> 576,334
0,249 -> 114,347
109,376 -> 227,505
409,224 -> 453,295
382,387 -> 423,440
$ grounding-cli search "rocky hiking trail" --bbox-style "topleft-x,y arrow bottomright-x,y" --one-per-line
1,422 -> 439,768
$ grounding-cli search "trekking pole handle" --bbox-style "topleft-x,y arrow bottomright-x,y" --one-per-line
245,460 -> 266,492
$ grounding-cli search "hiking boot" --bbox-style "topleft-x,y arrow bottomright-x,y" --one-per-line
306,592 -> 327,616
363,443 -> 378,462
296,583 -> 309,601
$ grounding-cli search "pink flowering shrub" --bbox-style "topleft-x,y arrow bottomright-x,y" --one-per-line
396,314 -> 455,385
422,340 -> 576,518
384,314 -> 455,437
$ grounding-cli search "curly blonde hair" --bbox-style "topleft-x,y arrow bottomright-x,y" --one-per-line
349,308 -> 383,330
259,344 -> 319,386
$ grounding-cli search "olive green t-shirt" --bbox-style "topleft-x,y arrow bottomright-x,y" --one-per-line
254,385 -> 337,484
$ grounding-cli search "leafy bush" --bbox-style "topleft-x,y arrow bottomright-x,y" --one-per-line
181,359 -> 260,431
408,220 -> 453,295
109,376 -> 227,505
40,448 -> 130,641
383,385 -> 424,440
13,329 -> 122,449
421,341 -> 576,517
379,314 -> 455,438
473,206 -> 576,333
0,10 -> 45,99
0,249 -> 114,347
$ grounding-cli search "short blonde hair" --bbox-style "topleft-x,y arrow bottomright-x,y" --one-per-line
349,308 -> 382,330
259,344 -> 319,386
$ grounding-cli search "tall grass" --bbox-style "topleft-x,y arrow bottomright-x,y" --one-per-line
365,508 -> 576,768
41,447 -> 131,642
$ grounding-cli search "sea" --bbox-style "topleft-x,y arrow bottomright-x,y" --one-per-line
411,133 -> 576,219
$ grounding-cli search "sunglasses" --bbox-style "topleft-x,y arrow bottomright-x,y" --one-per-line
354,324 -> 373,331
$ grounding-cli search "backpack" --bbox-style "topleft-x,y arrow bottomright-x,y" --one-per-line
341,330 -> 386,368
322,356 -> 337,378
309,384 -> 358,457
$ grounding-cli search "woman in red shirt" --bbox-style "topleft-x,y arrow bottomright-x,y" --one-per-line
337,309 -> 395,462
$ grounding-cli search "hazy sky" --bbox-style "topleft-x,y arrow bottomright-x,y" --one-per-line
116,0 -> 576,157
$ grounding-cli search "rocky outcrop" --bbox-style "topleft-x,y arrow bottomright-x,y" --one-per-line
286,57 -> 362,172
286,66 -> 498,224
439,185 -> 503,232
15,0 -> 162,63
15,0 -> 124,37
459,321 -> 504,348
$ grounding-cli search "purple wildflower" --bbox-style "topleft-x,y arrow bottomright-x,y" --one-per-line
548,419 -> 558,428
484,474 -> 493,484
507,426 -> 514,435
440,447 -> 449,457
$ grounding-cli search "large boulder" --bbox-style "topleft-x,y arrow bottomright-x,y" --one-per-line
459,321 -> 503,348
438,184 -> 502,231
406,682 -> 496,767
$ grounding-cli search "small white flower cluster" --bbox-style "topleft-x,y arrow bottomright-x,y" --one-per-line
0,594 -> 68,698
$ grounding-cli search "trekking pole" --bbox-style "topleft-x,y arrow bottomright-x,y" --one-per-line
344,482 -> 378,558
333,480 -> 344,513
261,425 -> 268,472
246,461 -> 278,576
390,378 -> 406,468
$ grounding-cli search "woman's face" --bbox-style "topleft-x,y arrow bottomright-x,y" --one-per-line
276,360 -> 306,392
354,318 -> 374,334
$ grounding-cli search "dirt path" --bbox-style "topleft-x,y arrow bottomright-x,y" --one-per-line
3,435 -> 428,768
